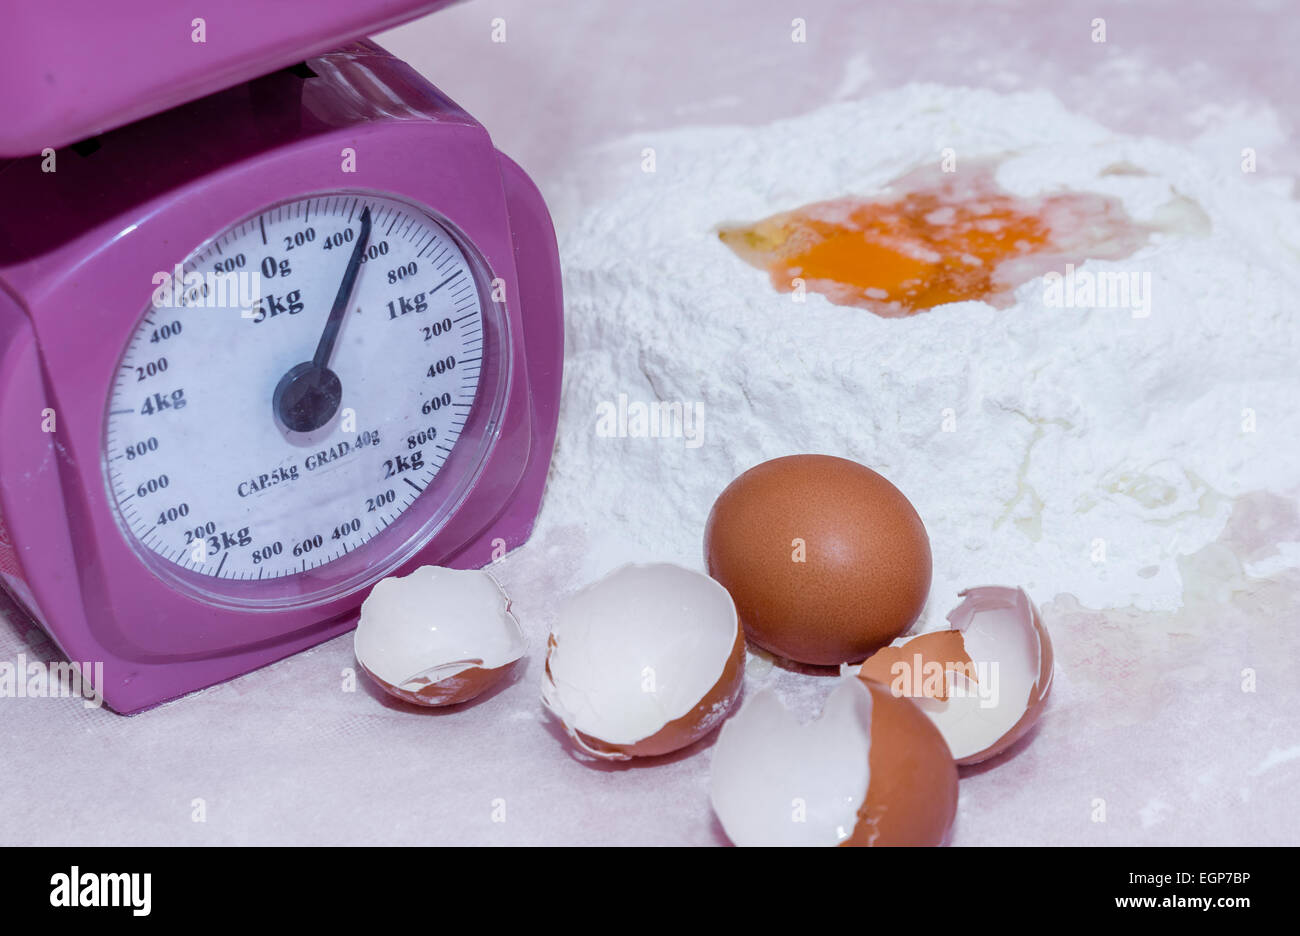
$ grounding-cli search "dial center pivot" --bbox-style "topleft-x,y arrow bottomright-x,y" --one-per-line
272,361 -> 343,433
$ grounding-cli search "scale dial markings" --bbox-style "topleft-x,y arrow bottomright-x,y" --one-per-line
104,193 -> 486,583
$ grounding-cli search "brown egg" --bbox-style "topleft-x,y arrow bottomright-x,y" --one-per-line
704,454 -> 931,665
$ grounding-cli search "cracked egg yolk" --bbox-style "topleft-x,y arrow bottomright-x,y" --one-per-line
719,162 -> 1147,317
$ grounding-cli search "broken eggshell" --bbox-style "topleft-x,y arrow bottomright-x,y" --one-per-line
541,563 -> 745,761
355,565 -> 526,707
709,676 -> 958,846
855,586 -> 1053,765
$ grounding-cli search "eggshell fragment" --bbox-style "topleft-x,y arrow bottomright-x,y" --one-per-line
355,565 -> 526,707
709,677 -> 958,846
704,454 -> 932,665
541,563 -> 745,760
856,586 -> 1053,765
858,629 -> 973,702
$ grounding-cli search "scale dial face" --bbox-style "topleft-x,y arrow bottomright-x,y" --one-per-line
103,192 -> 500,606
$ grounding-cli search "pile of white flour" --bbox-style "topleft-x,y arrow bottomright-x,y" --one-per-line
534,84 -> 1300,623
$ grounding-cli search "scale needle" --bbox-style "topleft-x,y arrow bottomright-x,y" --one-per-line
272,206 -> 372,432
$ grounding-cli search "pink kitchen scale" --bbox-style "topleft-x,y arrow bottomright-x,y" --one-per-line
0,1 -> 563,713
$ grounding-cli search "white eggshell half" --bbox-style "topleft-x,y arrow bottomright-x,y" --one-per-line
709,678 -> 872,846
355,565 -> 525,705
541,562 -> 744,759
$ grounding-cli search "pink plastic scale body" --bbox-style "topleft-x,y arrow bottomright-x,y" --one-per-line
0,0 -> 459,156
0,41 -> 563,713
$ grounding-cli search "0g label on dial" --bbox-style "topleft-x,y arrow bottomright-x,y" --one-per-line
104,193 -> 490,590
